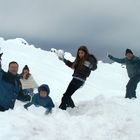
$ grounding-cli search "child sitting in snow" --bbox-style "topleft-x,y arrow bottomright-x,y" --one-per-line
24,84 -> 55,114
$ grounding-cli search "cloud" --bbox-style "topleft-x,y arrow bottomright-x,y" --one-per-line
0,0 -> 140,54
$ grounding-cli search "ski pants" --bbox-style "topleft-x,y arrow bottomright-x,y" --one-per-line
126,75 -> 140,99
59,78 -> 84,110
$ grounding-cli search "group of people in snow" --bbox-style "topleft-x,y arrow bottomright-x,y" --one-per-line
0,56 -> 54,113
0,46 -> 140,113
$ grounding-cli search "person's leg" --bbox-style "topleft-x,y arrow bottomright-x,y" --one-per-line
59,78 -> 84,110
126,75 -> 140,99
67,97 -> 75,108
59,79 -> 77,110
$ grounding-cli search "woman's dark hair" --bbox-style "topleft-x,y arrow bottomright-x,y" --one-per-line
73,46 -> 97,70
73,46 -> 89,69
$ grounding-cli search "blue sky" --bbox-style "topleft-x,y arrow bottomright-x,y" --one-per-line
0,0 -> 140,61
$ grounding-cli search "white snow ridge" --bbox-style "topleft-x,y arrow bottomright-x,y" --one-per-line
0,38 -> 140,140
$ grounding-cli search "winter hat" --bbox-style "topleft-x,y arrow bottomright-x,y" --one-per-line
125,49 -> 133,55
38,84 -> 50,95
23,65 -> 30,71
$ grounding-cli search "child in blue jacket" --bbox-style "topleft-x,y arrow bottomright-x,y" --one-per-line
24,84 -> 54,114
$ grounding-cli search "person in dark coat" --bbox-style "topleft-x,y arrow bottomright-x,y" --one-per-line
108,49 -> 140,99
58,46 -> 97,110
0,53 -> 31,112
24,84 -> 55,114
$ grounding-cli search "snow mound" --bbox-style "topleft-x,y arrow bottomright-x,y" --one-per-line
0,38 -> 140,140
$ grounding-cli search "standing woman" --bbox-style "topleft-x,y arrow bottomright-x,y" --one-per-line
58,46 -> 97,110
20,65 -> 38,96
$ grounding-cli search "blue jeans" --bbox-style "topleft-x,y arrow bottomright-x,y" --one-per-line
59,78 -> 84,110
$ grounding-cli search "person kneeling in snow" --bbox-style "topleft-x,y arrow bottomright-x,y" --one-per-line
24,84 -> 55,114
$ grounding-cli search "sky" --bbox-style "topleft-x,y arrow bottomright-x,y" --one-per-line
0,0 -> 140,61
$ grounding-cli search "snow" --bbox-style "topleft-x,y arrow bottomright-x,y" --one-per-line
0,37 -> 140,140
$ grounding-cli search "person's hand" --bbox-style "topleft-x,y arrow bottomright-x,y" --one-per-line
57,50 -> 64,61
45,110 -> 49,115
0,53 -> 3,60
24,104 -> 28,110
58,56 -> 64,61
108,54 -> 113,59
45,108 -> 52,115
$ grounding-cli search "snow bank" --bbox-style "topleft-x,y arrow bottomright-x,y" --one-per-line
0,38 -> 140,140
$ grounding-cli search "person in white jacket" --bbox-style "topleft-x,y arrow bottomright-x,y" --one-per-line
20,65 -> 38,96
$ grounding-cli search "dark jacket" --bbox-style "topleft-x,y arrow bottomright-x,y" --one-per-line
0,66 -> 31,111
64,55 -> 97,80
24,93 -> 54,112
109,55 -> 140,78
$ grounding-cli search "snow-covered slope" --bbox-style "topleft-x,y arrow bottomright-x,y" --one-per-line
0,38 -> 140,140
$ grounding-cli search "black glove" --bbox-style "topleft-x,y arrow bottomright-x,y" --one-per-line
58,56 -> 64,61
24,104 -> 28,110
108,54 -> 113,59
0,53 -> 3,60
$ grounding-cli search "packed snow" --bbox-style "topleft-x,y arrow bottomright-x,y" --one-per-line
0,38 -> 140,140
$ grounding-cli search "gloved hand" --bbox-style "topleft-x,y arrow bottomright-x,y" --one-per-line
45,108 -> 52,115
0,53 -> 3,60
57,50 -> 64,61
58,56 -> 64,61
24,104 -> 28,110
108,54 -> 113,59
